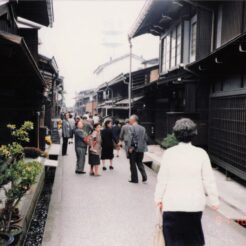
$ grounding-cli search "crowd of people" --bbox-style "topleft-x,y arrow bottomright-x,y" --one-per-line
61,112 -> 148,182
61,113 -> 220,246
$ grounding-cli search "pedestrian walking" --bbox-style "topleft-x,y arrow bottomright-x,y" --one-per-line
82,116 -> 93,135
101,119 -> 117,170
74,120 -> 87,174
155,118 -> 220,246
89,123 -> 102,176
88,114 -> 94,126
112,120 -> 121,157
127,115 -> 148,183
93,113 -> 100,124
68,113 -> 75,144
119,119 -> 131,156
62,112 -> 73,156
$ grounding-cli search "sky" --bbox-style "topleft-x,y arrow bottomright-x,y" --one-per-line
39,0 -> 159,107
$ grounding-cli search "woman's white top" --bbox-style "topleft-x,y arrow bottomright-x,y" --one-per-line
155,142 -> 219,212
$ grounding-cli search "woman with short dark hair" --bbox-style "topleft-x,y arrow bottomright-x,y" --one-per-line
155,118 -> 219,246
101,120 -> 116,170
112,120 -> 121,157
88,123 -> 102,176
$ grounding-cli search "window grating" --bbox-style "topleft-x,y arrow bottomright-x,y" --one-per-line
209,96 -> 246,179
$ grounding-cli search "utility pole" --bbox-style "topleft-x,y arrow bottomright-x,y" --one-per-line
128,36 -> 132,118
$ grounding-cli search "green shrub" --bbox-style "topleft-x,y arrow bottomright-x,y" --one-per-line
161,134 -> 179,149
0,121 -> 42,233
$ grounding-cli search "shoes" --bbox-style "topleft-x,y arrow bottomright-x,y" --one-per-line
94,174 -> 101,177
128,180 -> 138,184
102,167 -> 107,171
75,171 -> 86,174
90,172 -> 95,176
142,178 -> 147,183
109,166 -> 114,170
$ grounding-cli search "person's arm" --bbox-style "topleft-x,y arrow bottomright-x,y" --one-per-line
62,120 -> 66,137
126,126 -> 134,151
144,128 -> 148,144
111,129 -> 118,144
119,127 -> 124,141
89,124 -> 93,134
89,131 -> 97,150
201,152 -> 220,209
154,152 -> 169,207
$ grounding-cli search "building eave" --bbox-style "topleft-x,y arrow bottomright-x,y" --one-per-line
129,0 -> 186,39
17,0 -> 54,27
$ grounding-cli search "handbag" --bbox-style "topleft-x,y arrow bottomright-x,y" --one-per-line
153,208 -> 165,246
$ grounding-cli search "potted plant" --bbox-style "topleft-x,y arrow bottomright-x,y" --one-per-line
0,232 -> 14,246
2,160 -> 42,244
0,122 -> 42,244
161,133 -> 179,149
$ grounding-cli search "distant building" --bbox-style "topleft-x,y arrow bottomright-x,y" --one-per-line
74,89 -> 97,117
96,59 -> 159,142
93,53 -> 146,87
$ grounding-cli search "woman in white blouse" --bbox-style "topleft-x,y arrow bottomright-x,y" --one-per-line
155,118 -> 219,246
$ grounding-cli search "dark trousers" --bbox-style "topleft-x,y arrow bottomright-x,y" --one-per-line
62,137 -> 69,155
129,151 -> 147,182
75,147 -> 86,171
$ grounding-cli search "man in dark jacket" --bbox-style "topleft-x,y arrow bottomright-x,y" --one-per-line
120,119 -> 131,156
74,120 -> 87,174
127,115 -> 148,184
62,113 -> 72,156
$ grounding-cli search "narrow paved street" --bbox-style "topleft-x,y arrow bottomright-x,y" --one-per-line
42,143 -> 246,246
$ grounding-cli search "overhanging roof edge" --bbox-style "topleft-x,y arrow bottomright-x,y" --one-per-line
128,0 -> 155,38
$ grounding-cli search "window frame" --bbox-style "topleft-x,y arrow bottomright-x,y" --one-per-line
189,15 -> 197,63
160,22 -> 183,74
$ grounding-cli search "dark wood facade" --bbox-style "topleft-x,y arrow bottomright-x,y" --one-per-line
130,0 -> 246,180
0,1 -> 59,149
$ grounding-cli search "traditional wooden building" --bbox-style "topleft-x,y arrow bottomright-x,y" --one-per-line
130,0 -> 246,180
39,55 -> 64,129
74,89 -> 97,117
96,64 -> 159,141
0,0 -> 58,149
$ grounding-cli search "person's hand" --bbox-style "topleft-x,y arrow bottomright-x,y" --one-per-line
156,202 -> 163,210
211,204 -> 219,211
128,147 -> 134,154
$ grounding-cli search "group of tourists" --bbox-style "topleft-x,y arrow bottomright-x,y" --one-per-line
61,112 -> 148,182
62,112 -> 220,246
